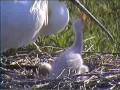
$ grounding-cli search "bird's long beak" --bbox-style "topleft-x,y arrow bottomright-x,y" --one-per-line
71,0 -> 113,41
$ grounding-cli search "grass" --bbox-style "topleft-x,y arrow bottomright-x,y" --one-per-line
34,0 -> 120,53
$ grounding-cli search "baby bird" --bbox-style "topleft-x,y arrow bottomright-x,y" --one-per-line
39,62 -> 52,79
49,19 -> 89,79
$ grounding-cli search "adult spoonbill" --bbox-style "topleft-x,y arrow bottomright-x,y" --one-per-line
1,0 -> 113,53
49,19 -> 89,79
39,0 -> 69,35
1,0 -> 69,52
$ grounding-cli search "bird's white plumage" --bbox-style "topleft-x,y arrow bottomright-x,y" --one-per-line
49,19 -> 89,79
75,65 -> 89,81
1,0 -> 69,52
49,51 -> 84,79
1,0 -> 48,52
39,1 -> 69,35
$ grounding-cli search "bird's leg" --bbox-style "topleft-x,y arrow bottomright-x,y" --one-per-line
33,42 -> 42,53
33,42 -> 54,63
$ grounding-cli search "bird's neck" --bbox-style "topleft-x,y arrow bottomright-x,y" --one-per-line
71,30 -> 83,54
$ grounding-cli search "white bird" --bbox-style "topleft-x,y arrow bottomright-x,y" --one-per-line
1,0 -> 112,53
49,19 -> 89,79
1,0 -> 69,52
1,0 -> 48,52
39,0 -> 69,35
39,62 -> 52,79
77,65 -> 89,80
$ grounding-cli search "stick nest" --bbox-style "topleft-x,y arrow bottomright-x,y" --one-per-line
0,49 -> 120,89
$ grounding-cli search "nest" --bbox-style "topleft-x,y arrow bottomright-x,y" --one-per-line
0,49 -> 120,89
